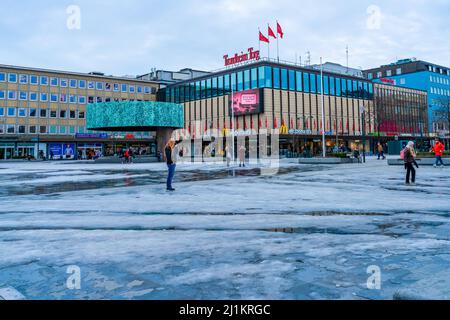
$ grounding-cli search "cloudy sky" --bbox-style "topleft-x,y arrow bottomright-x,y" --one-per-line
1,0 -> 449,76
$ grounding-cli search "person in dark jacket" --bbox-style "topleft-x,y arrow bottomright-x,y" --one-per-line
404,141 -> 418,185
165,139 -> 177,191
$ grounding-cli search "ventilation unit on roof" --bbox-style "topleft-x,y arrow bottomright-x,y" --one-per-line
89,71 -> 105,76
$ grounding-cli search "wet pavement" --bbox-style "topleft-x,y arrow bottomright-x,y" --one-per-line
0,160 -> 449,300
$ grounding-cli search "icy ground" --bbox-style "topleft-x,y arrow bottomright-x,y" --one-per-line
0,158 -> 449,300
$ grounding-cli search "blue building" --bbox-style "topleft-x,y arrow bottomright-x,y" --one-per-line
364,59 -> 450,137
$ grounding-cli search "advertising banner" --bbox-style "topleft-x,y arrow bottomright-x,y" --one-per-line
229,89 -> 263,116
48,143 -> 76,160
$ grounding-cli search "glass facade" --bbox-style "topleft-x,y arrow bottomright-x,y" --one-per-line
163,63 -> 374,104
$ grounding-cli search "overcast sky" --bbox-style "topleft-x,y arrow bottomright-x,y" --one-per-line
1,0 -> 449,76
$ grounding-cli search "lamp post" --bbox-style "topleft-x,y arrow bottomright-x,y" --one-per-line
360,104 -> 367,163
320,57 -> 326,158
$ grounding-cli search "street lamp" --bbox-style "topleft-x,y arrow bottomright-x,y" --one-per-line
360,104 -> 367,163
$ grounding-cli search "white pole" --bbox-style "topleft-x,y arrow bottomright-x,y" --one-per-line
321,57 -> 326,158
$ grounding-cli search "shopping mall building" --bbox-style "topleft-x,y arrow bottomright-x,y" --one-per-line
0,57 -> 429,160
160,59 -> 428,157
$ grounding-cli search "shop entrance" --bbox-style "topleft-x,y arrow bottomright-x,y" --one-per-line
0,144 -> 15,160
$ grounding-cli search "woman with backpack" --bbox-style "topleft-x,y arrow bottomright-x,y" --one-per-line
402,141 -> 419,185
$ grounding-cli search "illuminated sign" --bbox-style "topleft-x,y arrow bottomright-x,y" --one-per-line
229,89 -> 264,116
223,48 -> 260,67
380,78 -> 396,85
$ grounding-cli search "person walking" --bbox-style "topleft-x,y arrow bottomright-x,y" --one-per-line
238,145 -> 246,168
377,142 -> 386,160
225,146 -> 232,167
403,141 -> 418,185
431,138 -> 445,168
165,139 -> 177,191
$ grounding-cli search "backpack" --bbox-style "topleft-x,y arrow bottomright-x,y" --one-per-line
400,148 -> 406,160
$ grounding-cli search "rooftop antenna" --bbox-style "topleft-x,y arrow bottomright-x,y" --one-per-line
306,51 -> 311,66
346,45 -> 349,74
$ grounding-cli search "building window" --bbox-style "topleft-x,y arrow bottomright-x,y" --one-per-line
396,68 -> 402,75
30,75 -> 38,84
273,68 -> 280,89
310,74 -> 317,93
40,93 -> 48,102
144,86 -> 151,94
114,84 -> 119,92
50,94 -> 58,102
281,69 -> 288,90
60,79 -> 68,87
39,126 -> 47,134
30,92 -> 38,101
0,107 -> 4,117
367,73 -> 373,80
386,70 -> 392,76
8,91 -> 17,100
0,72 -> 5,82
244,69 -> 251,90
303,73 -> 310,92
88,81 -> 95,89
129,85 -> 135,93
69,95 -> 77,104
377,72 -> 382,78
6,125 -> 15,134
29,108 -> 37,117
70,110 -> 76,119
70,79 -> 77,88
79,96 -> 86,104
40,109 -> 47,118
79,80 -> 86,89
8,73 -> 17,83
49,126 -> 57,134
0,90 -> 5,99
18,108 -> 27,117
97,97 -> 103,103
60,94 -> 67,103
8,107 -> 16,117
264,66 -> 272,88
29,126 -> 37,134
50,110 -> 57,118
96,82 -> 104,90
137,86 -> 142,93
69,126 -> 76,134
19,91 -> 28,101
59,126 -> 67,134
60,110 -> 67,118
121,84 -> 127,92
296,71 -> 302,92
40,76 -> 49,86
0,125 -> 4,134
18,125 -> 26,134
50,77 -> 59,86
78,111 -> 85,119
19,74 -> 28,84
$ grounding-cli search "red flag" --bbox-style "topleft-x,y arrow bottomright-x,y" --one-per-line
268,26 -> 277,39
274,117 -> 278,129
277,22 -> 284,39
259,31 -> 269,43
259,118 -> 262,129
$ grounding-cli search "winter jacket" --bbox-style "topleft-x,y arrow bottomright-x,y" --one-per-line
165,146 -> 174,165
404,148 -> 415,164
432,142 -> 445,157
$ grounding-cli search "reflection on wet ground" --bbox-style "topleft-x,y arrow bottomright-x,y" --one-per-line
0,166 -> 322,197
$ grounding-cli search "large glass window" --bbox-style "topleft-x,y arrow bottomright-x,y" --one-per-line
121,84 -> 127,92
310,74 -> 317,93
201,80 -> 206,99
296,71 -> 303,92
19,74 -> 28,84
323,76 -> 329,95
237,72 -> 243,91
50,77 -> 59,86
30,92 -> 38,101
205,79 -> 211,98
70,79 -> 77,88
19,91 -> 27,101
60,79 -> 68,87
218,76 -> 224,95
251,68 -> 258,89
7,107 -> 16,117
264,66 -> 272,88
8,91 -> 17,100
40,76 -> 49,86
97,82 -> 104,91
341,79 -> 347,97
330,77 -> 335,96
336,78 -> 341,96
50,94 -> 58,102
29,108 -> 37,117
18,108 -> 27,117
0,90 -> 5,99
0,107 -> 4,116
40,93 -> 48,102
303,73 -> 310,92
195,81 -> 201,100
289,70 -> 295,91
224,74 -> 230,92
281,69 -> 288,90
79,80 -> 86,89
352,80 -> 358,98
212,77 -> 217,97
231,73 -> 237,92
244,69 -> 250,90
0,72 -> 5,82
273,68 -> 280,89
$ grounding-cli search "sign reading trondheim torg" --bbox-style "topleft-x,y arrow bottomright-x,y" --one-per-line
224,48 -> 260,66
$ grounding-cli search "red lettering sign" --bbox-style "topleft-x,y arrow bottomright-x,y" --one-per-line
223,48 -> 260,67
380,78 -> 395,85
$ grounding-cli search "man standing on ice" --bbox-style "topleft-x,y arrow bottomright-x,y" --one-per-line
165,139 -> 177,191
431,138 -> 445,168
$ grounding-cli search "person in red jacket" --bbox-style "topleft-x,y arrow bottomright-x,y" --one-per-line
431,138 -> 445,167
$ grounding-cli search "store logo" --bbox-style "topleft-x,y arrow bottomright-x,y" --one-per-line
223,48 -> 260,67
380,78 -> 396,85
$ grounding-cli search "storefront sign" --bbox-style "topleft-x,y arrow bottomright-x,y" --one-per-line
76,133 -> 108,139
380,78 -> 396,85
288,129 -> 313,135
48,143 -> 75,160
223,48 -> 260,67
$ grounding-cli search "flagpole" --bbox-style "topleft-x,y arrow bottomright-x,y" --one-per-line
267,23 -> 270,60
276,21 -> 280,62
258,28 -> 261,55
